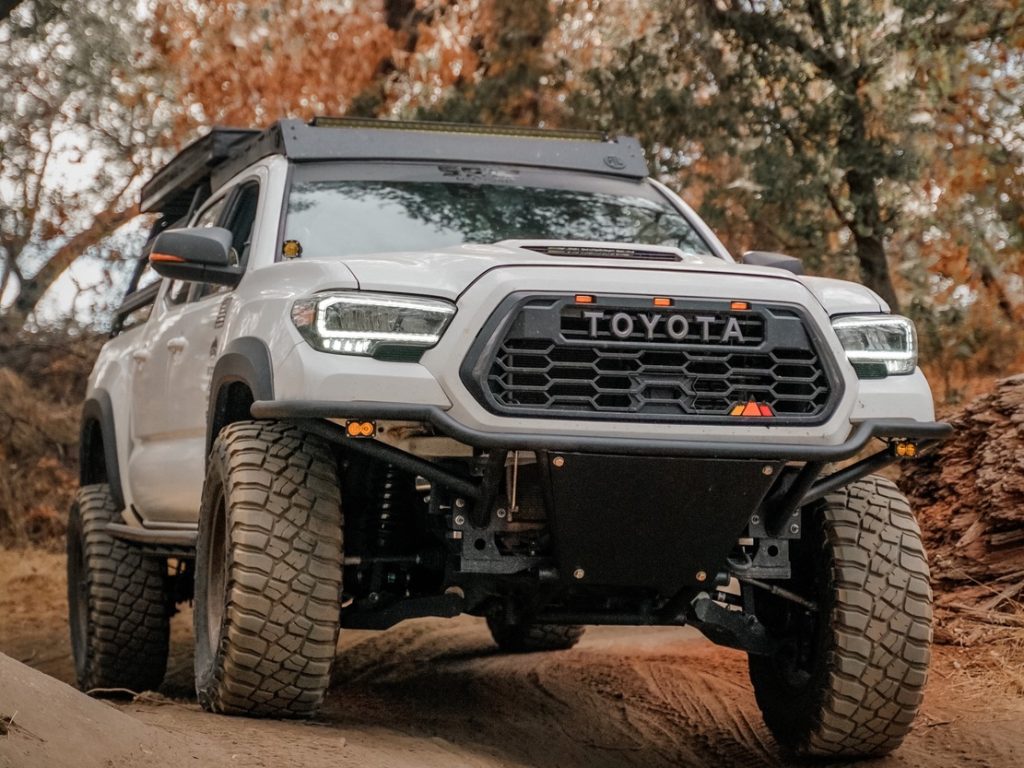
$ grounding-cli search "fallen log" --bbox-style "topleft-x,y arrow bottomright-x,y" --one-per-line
901,374 -> 1024,593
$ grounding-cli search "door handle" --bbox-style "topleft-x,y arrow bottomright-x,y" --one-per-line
167,337 -> 188,354
131,349 -> 150,364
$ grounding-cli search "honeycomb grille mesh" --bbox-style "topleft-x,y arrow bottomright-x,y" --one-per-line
478,299 -> 834,422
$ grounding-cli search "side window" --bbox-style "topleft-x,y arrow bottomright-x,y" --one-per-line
111,222 -> 173,336
113,264 -> 160,335
192,182 -> 260,302
225,183 -> 260,264
118,292 -> 157,331
164,196 -> 229,306
194,196 -> 228,228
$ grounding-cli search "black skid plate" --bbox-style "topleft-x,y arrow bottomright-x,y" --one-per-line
544,453 -> 781,593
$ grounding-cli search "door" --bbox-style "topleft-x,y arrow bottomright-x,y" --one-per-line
126,183 -> 260,524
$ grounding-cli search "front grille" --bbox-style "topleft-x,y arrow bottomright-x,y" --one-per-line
464,295 -> 838,424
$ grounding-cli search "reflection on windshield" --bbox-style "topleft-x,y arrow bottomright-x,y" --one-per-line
284,180 -> 713,259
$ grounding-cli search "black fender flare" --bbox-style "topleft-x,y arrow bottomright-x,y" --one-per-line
207,337 -> 274,453
81,390 -> 125,510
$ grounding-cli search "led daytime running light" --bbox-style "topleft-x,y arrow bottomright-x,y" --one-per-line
831,314 -> 917,376
292,292 -> 456,357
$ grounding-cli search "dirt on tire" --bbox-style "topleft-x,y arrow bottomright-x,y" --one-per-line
2,548 -> 1023,768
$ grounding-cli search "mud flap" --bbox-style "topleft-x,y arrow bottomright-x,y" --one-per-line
543,453 -> 781,593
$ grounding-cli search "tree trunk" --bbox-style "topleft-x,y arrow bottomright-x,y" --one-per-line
850,222 -> 900,312
842,122 -> 900,312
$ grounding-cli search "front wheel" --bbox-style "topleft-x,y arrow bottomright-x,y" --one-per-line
194,421 -> 343,717
748,475 -> 932,758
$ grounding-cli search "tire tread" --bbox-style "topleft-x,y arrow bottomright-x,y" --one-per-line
69,484 -> 169,693
197,421 -> 342,717
752,475 -> 932,757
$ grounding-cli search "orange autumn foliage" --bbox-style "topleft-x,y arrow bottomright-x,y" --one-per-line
151,0 -> 483,133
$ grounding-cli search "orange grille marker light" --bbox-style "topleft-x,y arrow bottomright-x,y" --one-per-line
575,294 -> 594,304
653,297 -> 672,307
730,301 -> 750,311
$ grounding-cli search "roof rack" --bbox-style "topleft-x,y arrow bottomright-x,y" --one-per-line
310,116 -> 610,142
141,118 -> 649,218
140,128 -> 259,217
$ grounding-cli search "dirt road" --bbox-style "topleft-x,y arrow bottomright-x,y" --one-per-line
2,549 -> 1023,767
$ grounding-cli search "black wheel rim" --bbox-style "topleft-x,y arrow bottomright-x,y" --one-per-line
204,490 -> 227,660
773,606 -> 818,689
754,521 -> 826,691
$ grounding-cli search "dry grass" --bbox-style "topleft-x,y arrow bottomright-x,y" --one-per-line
0,327 -> 102,546
935,618 -> 1024,700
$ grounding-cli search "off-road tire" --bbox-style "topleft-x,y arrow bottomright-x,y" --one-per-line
749,475 -> 932,758
67,484 -> 170,694
194,421 -> 343,717
487,617 -> 585,653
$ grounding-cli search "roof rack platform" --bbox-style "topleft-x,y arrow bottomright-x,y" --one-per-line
141,117 -> 649,219
140,128 -> 259,218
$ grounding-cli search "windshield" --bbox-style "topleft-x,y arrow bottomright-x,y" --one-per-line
283,165 -> 715,260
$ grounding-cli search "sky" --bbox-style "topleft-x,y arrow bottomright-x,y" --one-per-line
1,127 -> 148,327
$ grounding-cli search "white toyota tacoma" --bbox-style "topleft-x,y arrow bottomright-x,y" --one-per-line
69,118 -> 951,758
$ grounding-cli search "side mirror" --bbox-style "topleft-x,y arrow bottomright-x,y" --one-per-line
149,226 -> 241,286
741,250 -> 804,276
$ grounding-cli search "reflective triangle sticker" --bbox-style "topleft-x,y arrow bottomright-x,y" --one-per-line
730,400 -> 775,417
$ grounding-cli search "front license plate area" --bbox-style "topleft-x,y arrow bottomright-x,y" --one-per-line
544,453 -> 781,593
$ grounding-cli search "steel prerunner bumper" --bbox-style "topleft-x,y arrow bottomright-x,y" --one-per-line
251,399 -> 952,461
254,399 -> 951,542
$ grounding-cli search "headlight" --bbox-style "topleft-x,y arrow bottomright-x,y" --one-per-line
291,292 -> 456,359
831,315 -> 917,377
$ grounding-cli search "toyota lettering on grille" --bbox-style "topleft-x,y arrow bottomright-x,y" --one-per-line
581,310 -> 746,343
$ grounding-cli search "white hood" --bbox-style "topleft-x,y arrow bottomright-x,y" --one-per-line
331,240 -> 886,316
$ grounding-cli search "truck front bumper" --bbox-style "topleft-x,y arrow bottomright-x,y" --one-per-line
251,399 -> 952,461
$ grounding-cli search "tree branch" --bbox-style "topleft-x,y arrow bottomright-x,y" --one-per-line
10,202 -> 139,321
822,182 -> 855,229
700,0 -> 846,80
23,119 -> 58,244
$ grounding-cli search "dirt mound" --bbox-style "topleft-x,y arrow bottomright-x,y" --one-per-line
0,652 -> 190,768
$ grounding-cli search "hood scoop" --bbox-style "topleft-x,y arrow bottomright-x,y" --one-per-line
511,241 -> 683,263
